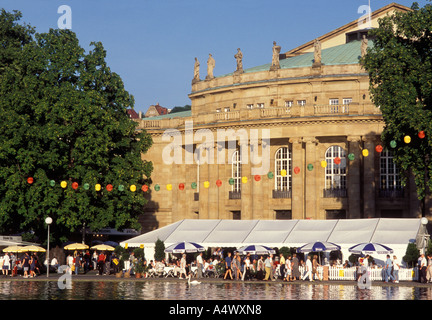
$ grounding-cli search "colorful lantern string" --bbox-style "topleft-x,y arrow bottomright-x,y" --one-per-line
307,164 -> 314,171
348,153 -> 355,161
84,183 -> 90,190
294,167 -> 300,174
254,175 -> 261,182
106,184 -> 113,192
118,185 -> 125,192
50,180 -> 55,187
419,131 -> 425,139
242,177 -> 248,184
228,178 -> 235,185
142,185 -> 149,192
165,184 -> 171,191
390,140 -> 397,148
281,169 -> 287,177
72,182 -> 79,190
216,179 -> 222,187
27,177 -> 34,184
362,149 -> 369,157
267,172 -> 274,179
154,184 -> 160,191
334,157 -> 341,165
61,181 -> 67,189
375,145 -> 383,153
320,160 -> 327,168
95,184 -> 101,191
191,182 -> 197,189
179,183 -> 185,190
204,181 -> 210,188
404,135 -> 411,144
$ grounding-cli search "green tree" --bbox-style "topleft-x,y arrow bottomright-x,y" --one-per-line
361,2 -> 432,215
154,239 -> 165,261
0,10 -> 153,243
403,242 -> 420,267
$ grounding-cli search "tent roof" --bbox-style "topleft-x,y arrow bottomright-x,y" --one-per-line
121,218 -> 423,248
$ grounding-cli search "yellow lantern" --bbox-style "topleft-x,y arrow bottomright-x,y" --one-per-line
281,169 -> 287,177
320,160 -> 327,168
60,181 -> 67,188
404,135 -> 411,144
130,184 -> 137,192
242,176 -> 248,184
204,181 -> 210,188
362,149 -> 369,157
165,184 -> 172,191
95,184 -> 101,191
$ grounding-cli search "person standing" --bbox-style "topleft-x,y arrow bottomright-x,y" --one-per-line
2,253 -> 10,276
418,253 -> 427,283
97,251 -> 106,276
291,253 -> 300,281
384,254 -> 394,283
22,253 -> 30,278
74,252 -> 81,275
179,254 -> 187,279
264,255 -> 272,281
312,255 -> 322,281
224,252 -> 233,280
284,256 -> 292,281
302,256 -> 313,281
279,254 -> 285,280
92,251 -> 98,271
426,254 -> 432,283
196,252 -> 204,279
256,256 -> 264,280
392,255 -> 400,283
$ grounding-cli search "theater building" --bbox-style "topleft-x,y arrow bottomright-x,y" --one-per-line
136,3 -> 429,232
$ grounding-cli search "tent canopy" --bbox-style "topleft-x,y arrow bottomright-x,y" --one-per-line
120,218 -> 422,249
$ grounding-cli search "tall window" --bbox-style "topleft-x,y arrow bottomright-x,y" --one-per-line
231,150 -> 242,192
380,150 -> 401,190
325,146 -> 346,190
275,147 -> 292,191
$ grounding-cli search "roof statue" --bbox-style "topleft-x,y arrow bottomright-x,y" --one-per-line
270,41 -> 281,71
192,57 -> 200,83
361,35 -> 368,58
206,53 -> 215,80
234,48 -> 243,74
313,39 -> 322,67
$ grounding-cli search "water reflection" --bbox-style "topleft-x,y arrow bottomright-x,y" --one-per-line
0,281 -> 430,300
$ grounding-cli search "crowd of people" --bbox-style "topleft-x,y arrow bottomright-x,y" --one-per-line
0,252 -> 45,278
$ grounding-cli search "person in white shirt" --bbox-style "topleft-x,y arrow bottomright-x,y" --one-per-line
392,255 -> 400,283
2,253 -> 10,276
302,256 -> 313,281
196,253 -> 204,278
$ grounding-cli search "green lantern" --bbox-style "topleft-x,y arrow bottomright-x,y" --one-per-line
267,172 -> 274,179
49,180 -> 55,187
191,182 -> 197,189
118,184 -> 125,191
154,184 -> 160,191
307,164 -> 314,171
390,140 -> 397,148
83,183 -> 90,190
348,153 -> 355,161
228,178 -> 235,185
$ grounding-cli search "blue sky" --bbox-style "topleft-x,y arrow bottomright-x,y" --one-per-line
1,0 -> 427,113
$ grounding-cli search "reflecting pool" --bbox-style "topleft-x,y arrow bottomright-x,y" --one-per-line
0,280 -> 430,300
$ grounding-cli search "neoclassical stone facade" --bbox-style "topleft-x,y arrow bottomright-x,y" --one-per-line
136,3 -> 429,232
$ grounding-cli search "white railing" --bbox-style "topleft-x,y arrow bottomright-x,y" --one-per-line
298,266 -> 419,281
314,104 -> 349,115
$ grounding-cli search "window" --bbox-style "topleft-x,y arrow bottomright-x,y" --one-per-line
224,107 -> 230,112
275,147 -> 292,191
297,100 -> 306,106
285,101 -> 293,108
329,98 -> 339,105
325,146 -> 347,190
326,210 -> 346,219
246,104 -> 254,109
343,98 -> 352,105
275,210 -> 292,220
216,108 -> 221,113
257,103 -> 264,108
232,211 -> 241,220
231,150 -> 242,193
380,150 -> 402,196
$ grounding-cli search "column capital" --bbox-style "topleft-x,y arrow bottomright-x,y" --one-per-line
289,137 -> 302,144
347,135 -> 362,143
362,135 -> 378,143
302,137 -> 319,145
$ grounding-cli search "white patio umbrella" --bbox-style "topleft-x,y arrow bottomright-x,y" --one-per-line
164,241 -> 205,254
296,241 -> 341,253
235,245 -> 276,255
348,242 -> 393,255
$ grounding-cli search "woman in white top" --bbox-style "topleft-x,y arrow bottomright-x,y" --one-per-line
284,256 -> 292,281
2,253 -> 10,276
392,255 -> 400,283
179,254 -> 187,279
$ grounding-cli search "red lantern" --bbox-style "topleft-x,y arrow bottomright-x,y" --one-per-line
179,183 -> 185,190
419,131 -> 426,139
254,175 -> 261,182
72,182 -> 79,190
27,177 -> 34,184
141,185 -> 149,192
106,184 -> 113,192
216,180 -> 222,187
375,145 -> 383,153
334,157 -> 341,165
294,167 -> 300,174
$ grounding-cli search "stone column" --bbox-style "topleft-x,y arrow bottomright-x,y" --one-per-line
347,136 -> 362,219
303,137 -> 319,219
362,136 -> 377,218
198,145 -> 209,219
290,138 -> 304,219
241,141 -> 252,220
208,143 -> 219,219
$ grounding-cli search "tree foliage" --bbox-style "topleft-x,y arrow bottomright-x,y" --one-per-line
0,10 -> 153,243
361,2 -> 432,207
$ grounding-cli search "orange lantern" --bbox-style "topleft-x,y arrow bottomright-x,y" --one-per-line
294,167 -> 300,174
254,175 -> 261,182
419,131 -> 426,139
334,157 -> 341,165
27,177 -> 34,184
375,145 -> 383,153
179,183 -> 185,190
216,180 -> 222,187
106,184 -> 113,192
142,185 -> 149,192
72,182 -> 79,190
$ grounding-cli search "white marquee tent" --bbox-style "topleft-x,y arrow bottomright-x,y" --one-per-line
120,218 -> 425,265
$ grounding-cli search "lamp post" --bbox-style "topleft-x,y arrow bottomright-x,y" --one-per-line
421,217 -> 429,255
45,217 -> 53,278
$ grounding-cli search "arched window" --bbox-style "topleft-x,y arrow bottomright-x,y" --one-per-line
231,150 -> 242,193
325,146 -> 346,190
275,147 -> 292,191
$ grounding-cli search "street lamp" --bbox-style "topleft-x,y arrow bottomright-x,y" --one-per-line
421,217 -> 429,255
45,217 -> 53,278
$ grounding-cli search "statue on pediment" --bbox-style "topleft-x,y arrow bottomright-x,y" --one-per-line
270,41 -> 281,71
193,57 -> 200,83
206,53 -> 215,80
313,39 -> 322,66
234,48 -> 243,74
361,35 -> 368,57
